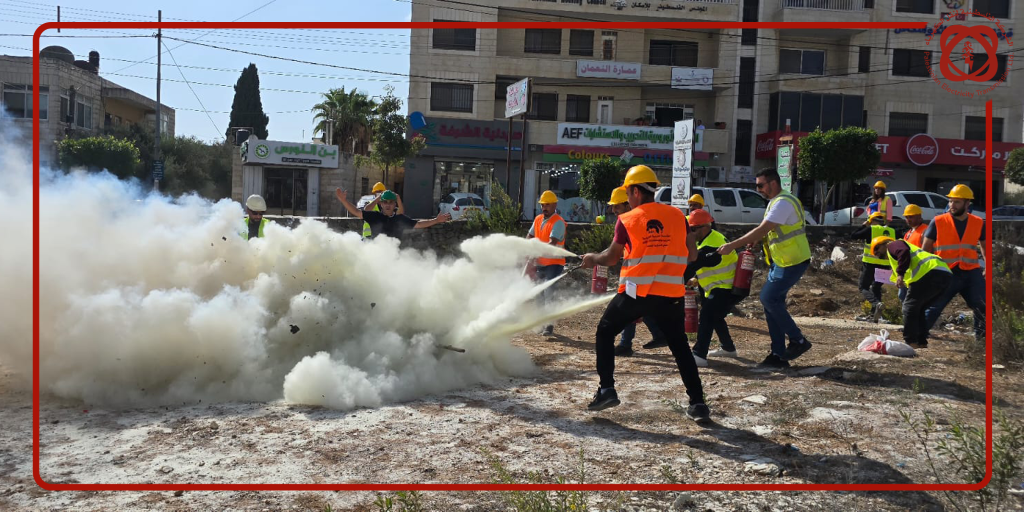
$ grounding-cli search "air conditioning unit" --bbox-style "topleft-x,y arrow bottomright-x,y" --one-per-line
705,166 -> 725,182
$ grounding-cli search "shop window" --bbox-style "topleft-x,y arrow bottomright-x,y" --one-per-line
527,92 -> 558,121
965,116 -> 1003,142
435,161 -> 495,207
569,30 -> 594,56
432,20 -> 476,51
888,112 -> 928,136
525,29 -> 562,54
892,49 -> 930,77
430,82 -> 474,113
895,0 -> 934,14
263,168 -> 308,216
565,95 -> 590,122
779,49 -> 825,75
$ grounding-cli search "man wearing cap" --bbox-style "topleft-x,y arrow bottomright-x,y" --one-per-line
849,211 -> 896,322
579,165 -> 709,422
871,237 -> 952,348
529,190 -> 568,336
335,188 -> 450,240
922,184 -> 986,343
899,204 -> 927,302
865,181 -> 893,224
241,194 -> 269,240
717,168 -> 812,369
685,209 -> 744,366
362,182 -> 404,239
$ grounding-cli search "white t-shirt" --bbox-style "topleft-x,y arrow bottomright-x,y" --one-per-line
764,195 -> 800,226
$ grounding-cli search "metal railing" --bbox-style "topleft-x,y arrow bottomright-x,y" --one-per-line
782,0 -> 863,10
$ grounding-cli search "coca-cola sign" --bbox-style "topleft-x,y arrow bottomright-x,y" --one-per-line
756,137 -> 775,154
906,133 -> 939,167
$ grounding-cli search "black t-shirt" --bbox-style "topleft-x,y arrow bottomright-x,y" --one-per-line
363,210 -> 418,239
924,215 -> 986,243
247,219 -> 261,240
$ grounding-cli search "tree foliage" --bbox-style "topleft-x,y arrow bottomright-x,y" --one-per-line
577,157 -> 625,203
796,126 -> 881,184
311,86 -> 375,155
359,85 -> 426,182
226,63 -> 269,140
1006,147 -> 1024,187
57,135 -> 141,179
161,136 -> 233,198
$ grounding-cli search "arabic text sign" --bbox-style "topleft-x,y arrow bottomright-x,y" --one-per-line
671,119 -> 693,211
576,60 -> 641,80
557,123 -> 674,150
505,78 -> 530,118
671,67 -> 714,90
777,145 -> 793,193
243,138 -> 340,168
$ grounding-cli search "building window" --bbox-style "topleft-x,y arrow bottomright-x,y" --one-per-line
430,82 -> 474,113
888,112 -> 928,136
972,0 -> 1010,18
649,40 -> 698,66
75,99 -> 92,129
968,53 -> 1008,82
601,31 -> 617,60
264,168 -> 308,216
735,119 -> 752,166
741,0 -> 758,45
495,76 -> 523,100
435,161 -> 495,207
895,0 -> 934,14
569,30 -> 594,56
858,47 -> 870,73
892,49 -> 930,77
2,84 -> 47,119
738,57 -> 755,109
361,177 -> 370,196
767,92 -> 863,131
965,116 -> 1004,142
779,49 -> 825,75
741,29 -> 757,46
432,20 -> 476,51
645,102 -> 693,127
565,95 -> 590,122
527,92 -> 558,121
525,29 -> 562,54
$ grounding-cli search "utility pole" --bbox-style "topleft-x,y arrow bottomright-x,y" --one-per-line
154,10 -> 163,192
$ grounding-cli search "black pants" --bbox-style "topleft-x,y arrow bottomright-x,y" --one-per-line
692,288 -> 742,358
859,262 -> 887,307
595,293 -> 705,405
903,270 -> 953,345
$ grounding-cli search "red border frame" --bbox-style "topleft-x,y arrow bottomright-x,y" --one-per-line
32,20 -> 993,493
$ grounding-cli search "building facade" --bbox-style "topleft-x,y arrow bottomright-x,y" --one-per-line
407,0 -> 1022,218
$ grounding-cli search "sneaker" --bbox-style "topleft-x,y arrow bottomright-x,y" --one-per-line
907,341 -> 928,349
708,349 -> 738,358
757,353 -> 790,369
784,339 -> 812,361
587,388 -> 620,411
693,355 -> 708,367
642,338 -> 669,350
871,303 -> 884,323
542,325 -> 554,336
614,344 -> 634,357
685,403 -> 711,423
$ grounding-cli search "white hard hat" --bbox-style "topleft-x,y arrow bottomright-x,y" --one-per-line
245,194 -> 267,212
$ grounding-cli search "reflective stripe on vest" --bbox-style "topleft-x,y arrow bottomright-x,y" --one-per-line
904,224 -> 926,247
863,225 -> 896,265
362,203 -> 381,238
933,213 -> 983,270
533,213 -> 567,266
887,241 -> 950,285
696,230 -> 737,296
618,202 -> 689,298
763,192 -> 811,268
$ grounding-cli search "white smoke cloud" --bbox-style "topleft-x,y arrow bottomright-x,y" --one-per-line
0,122 -> 601,410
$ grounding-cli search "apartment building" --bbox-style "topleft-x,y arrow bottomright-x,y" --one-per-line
406,0 -> 1022,218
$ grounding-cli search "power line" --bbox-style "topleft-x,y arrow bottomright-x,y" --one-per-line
161,39 -> 221,138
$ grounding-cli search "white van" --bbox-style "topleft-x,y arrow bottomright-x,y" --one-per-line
656,186 -> 818,225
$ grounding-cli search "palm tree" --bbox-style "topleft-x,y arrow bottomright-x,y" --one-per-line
311,87 -> 376,156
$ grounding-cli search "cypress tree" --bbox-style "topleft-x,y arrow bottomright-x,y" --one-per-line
225,63 -> 269,140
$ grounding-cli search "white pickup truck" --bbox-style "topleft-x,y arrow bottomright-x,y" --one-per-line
656,186 -> 818,225
821,190 -> 986,225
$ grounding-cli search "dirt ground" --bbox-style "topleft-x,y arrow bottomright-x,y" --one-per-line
2,247 -> 1022,512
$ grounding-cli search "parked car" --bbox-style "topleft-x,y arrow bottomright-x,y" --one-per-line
656,186 -> 817,225
439,192 -> 488,220
992,205 -> 1024,220
822,190 -> 985,225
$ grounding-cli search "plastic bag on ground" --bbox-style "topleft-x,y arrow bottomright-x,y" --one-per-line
858,329 -> 915,357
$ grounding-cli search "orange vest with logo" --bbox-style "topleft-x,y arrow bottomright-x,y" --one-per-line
932,213 -> 983,270
533,214 -> 566,266
903,224 -> 926,248
617,202 -> 689,298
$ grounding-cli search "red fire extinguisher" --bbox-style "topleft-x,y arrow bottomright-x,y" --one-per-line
684,287 -> 698,333
732,248 -> 756,297
591,265 -> 608,294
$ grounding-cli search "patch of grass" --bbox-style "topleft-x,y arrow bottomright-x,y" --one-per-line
482,447 -> 590,512
659,464 -> 680,484
859,288 -> 903,325
911,377 -> 925,395
372,491 -> 425,512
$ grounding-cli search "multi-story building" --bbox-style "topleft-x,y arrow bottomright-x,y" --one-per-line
1,45 -> 174,168
406,0 -> 1022,219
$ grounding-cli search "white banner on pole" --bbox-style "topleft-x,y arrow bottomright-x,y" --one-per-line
672,119 -> 693,212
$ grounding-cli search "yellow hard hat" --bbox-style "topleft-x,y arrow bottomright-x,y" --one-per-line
903,204 -> 923,216
873,181 -> 887,189
539,190 -> 559,204
870,236 -> 895,257
372,182 -> 386,193
868,212 -> 885,223
946,184 -> 974,200
688,194 -> 705,206
622,165 -> 660,187
608,186 -> 628,205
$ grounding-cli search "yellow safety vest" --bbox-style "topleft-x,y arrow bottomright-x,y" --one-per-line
886,241 -> 950,285
240,217 -> 269,240
862,225 -> 896,265
696,230 -> 737,297
762,192 -> 811,267
362,203 -> 381,239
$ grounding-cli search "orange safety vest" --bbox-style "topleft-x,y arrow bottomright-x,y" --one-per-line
932,213 -> 983,270
617,202 -> 689,298
903,224 -> 926,248
533,213 -> 566,266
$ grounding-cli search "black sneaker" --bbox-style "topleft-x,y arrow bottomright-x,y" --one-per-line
686,403 -> 711,423
614,344 -> 634,357
587,388 -> 620,411
642,338 -> 669,349
784,339 -> 812,361
757,353 -> 790,369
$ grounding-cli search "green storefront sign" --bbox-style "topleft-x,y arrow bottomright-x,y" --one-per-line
777,145 -> 793,193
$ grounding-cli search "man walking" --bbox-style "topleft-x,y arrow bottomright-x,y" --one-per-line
871,236 -> 952,349
850,212 -> 895,322
717,168 -> 812,369
579,165 -> 709,422
529,190 -> 568,336
685,209 -> 744,366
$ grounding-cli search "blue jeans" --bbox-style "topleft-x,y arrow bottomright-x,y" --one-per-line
760,260 -> 809,357
535,264 -> 564,304
617,317 -> 665,348
923,267 -> 985,341
898,286 -> 907,302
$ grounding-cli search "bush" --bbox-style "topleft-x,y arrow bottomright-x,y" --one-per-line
568,223 -> 614,256
859,287 -> 903,325
992,223 -> 1024,363
57,135 -> 142,179
465,180 -> 524,236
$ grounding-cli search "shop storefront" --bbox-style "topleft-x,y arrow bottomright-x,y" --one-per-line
237,136 -> 341,216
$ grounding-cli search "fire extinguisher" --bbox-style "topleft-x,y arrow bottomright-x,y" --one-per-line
684,287 -> 698,333
591,265 -> 608,294
732,248 -> 756,298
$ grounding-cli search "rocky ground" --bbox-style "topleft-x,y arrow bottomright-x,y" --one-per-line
1,248 -> 1022,511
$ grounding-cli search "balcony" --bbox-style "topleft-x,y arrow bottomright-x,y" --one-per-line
773,0 -> 869,37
